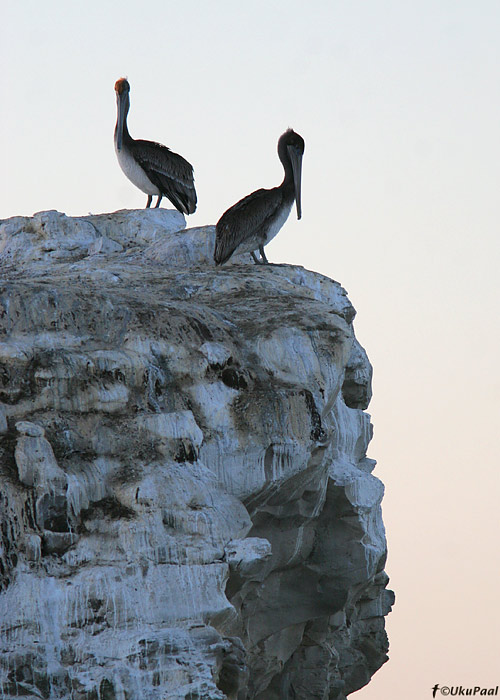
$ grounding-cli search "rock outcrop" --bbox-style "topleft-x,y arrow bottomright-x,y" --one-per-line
0,209 -> 393,700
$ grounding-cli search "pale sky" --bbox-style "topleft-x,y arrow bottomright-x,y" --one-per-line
2,1 -> 500,697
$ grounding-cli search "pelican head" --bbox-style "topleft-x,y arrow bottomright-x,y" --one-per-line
114,78 -> 131,151
278,129 -> 305,219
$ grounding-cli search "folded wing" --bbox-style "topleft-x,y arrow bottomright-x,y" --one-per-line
132,139 -> 197,215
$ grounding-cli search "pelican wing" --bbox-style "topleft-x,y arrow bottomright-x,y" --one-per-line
132,139 -> 197,214
215,187 -> 280,265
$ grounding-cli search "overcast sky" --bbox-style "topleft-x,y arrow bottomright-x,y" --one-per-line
2,1 -> 500,697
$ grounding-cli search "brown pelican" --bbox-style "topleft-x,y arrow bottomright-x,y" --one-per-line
114,78 -> 197,214
214,129 -> 304,265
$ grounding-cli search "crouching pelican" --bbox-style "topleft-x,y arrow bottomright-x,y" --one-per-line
114,78 -> 197,214
214,129 -> 304,265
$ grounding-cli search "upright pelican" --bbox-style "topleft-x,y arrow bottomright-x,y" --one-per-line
114,78 -> 197,214
214,129 -> 304,265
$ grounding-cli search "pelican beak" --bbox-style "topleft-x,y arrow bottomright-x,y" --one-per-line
288,146 -> 303,219
116,92 -> 127,151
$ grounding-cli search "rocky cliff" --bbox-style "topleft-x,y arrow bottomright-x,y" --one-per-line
0,209 -> 393,700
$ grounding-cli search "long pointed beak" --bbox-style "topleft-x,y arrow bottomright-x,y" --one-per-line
116,94 -> 126,151
288,146 -> 303,219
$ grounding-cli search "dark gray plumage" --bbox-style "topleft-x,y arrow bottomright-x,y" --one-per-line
214,129 -> 304,265
114,78 -> 197,214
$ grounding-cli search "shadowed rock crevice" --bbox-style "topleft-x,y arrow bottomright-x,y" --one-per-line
0,209 -> 392,700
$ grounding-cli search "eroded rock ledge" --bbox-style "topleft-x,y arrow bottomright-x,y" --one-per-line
0,209 -> 393,700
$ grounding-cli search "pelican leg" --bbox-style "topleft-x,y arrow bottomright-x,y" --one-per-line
258,245 -> 269,264
155,195 -> 163,208
146,195 -> 153,208
251,251 -> 261,264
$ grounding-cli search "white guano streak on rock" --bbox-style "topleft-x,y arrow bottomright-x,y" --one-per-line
136,410 -> 204,447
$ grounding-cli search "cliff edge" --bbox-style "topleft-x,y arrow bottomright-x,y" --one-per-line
0,209 -> 393,700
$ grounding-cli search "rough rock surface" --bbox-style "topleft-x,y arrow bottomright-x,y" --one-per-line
0,209 -> 393,699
